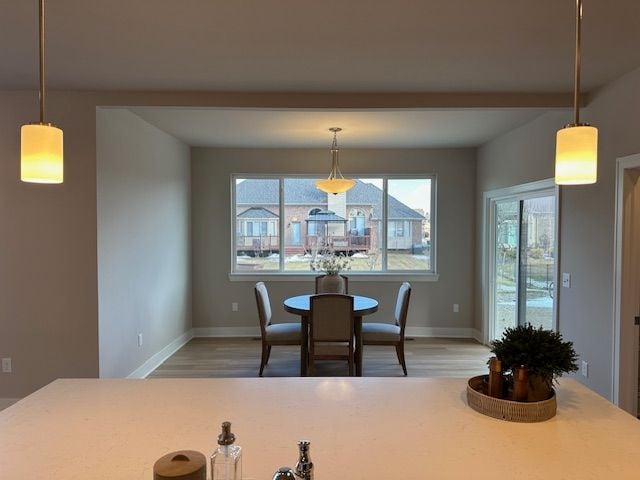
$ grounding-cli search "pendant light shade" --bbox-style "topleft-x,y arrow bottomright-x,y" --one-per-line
315,177 -> 356,194
555,0 -> 597,185
555,124 -> 597,184
21,0 -> 64,184
21,123 -> 63,183
315,128 -> 355,195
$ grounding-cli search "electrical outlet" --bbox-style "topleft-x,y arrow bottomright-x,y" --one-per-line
581,360 -> 589,377
2,357 -> 12,373
562,272 -> 571,288
232,302 -> 239,312
453,304 -> 460,313
137,333 -> 143,347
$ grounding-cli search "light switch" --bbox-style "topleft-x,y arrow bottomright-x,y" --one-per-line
562,272 -> 571,288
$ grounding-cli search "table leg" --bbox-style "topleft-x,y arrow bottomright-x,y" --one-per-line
355,315 -> 363,376
301,315 -> 309,377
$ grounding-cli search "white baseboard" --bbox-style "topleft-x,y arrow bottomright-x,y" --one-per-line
0,398 -> 21,411
127,330 -> 194,379
192,327 -> 261,337
471,328 -> 485,344
192,326 -> 477,339
401,327 -> 476,338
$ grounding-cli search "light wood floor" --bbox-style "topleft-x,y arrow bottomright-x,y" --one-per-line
150,337 -> 491,378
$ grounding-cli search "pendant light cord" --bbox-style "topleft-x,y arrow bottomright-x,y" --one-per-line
328,128 -> 345,180
573,0 -> 582,125
330,130 -> 339,179
39,0 -> 46,124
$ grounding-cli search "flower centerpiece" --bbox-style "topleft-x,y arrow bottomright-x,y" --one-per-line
310,249 -> 351,293
310,249 -> 351,275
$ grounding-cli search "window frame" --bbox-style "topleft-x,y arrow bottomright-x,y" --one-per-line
230,173 -> 438,282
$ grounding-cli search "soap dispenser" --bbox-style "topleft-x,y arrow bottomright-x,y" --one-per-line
211,421 -> 242,480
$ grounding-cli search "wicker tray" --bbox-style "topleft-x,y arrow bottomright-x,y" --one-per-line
466,375 -> 557,423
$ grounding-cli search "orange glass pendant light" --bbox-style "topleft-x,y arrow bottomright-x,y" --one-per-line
315,128 -> 355,195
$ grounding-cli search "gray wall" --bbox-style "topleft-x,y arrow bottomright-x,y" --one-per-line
192,147 -> 477,334
0,89 -> 478,400
0,92 -> 99,399
97,109 -> 191,378
476,66 -> 640,399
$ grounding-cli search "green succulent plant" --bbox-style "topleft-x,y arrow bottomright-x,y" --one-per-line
490,324 -> 579,387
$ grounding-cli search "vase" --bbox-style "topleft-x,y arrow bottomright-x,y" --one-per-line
318,274 -> 346,294
527,374 -> 553,402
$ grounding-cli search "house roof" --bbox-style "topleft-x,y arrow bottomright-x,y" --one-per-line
306,210 -> 346,223
237,207 -> 279,219
236,178 -> 424,220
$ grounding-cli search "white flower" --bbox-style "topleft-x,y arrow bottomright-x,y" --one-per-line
309,250 -> 351,275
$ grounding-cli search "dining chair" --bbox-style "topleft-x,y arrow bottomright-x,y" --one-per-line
309,294 -> 355,376
254,282 -> 302,377
361,282 -> 411,375
314,274 -> 349,294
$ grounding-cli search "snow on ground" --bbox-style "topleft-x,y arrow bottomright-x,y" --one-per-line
285,255 -> 309,263
497,297 -> 553,308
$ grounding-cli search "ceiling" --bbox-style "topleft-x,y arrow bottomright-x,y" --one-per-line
3,1 -> 637,148
129,107 -> 546,148
1,1 -> 639,93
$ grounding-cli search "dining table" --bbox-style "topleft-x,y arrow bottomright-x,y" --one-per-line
283,294 -> 379,376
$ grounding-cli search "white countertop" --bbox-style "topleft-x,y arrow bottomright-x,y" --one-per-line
1,378 -> 639,479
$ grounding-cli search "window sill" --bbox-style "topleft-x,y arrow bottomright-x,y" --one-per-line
228,272 -> 439,283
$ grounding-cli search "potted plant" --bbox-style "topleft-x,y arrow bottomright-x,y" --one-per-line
490,324 -> 579,401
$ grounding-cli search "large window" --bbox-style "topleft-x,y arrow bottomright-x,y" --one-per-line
232,175 -> 435,274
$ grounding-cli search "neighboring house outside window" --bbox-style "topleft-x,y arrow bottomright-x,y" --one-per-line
349,208 -> 366,236
236,206 -> 279,256
233,176 -> 433,273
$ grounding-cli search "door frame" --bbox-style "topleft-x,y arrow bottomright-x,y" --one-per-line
612,153 -> 640,413
482,178 -> 560,345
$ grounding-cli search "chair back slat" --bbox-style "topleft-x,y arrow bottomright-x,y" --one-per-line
394,282 -> 412,334
254,282 -> 272,334
310,294 -> 354,342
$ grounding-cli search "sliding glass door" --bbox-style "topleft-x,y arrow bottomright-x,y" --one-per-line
494,200 -> 519,339
490,191 -> 556,341
519,196 -> 556,329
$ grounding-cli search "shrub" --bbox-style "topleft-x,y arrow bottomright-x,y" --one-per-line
490,324 -> 578,386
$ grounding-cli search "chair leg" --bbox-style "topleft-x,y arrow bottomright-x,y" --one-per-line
309,356 -> 314,376
259,343 -> 269,377
395,343 -> 407,376
348,353 -> 354,377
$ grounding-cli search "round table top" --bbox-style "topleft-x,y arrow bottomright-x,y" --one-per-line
283,294 -> 379,316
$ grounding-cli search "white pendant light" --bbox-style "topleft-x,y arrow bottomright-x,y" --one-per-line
555,0 -> 597,185
21,0 -> 63,184
315,128 -> 356,195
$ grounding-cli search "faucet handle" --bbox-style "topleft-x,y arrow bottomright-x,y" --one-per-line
295,440 -> 313,480
297,440 -> 310,452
